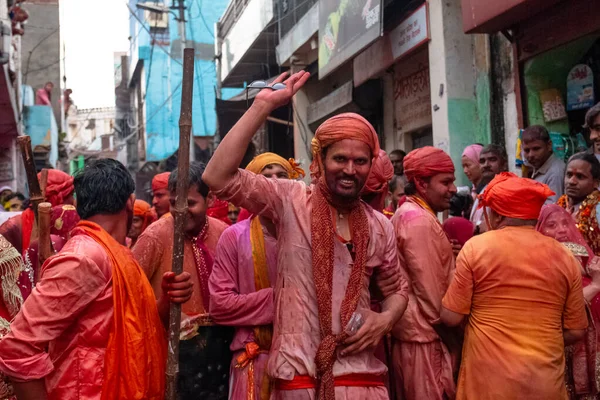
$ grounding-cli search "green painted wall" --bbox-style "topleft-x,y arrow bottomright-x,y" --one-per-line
447,73 -> 492,186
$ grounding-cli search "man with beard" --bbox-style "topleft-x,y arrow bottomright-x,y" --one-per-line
389,149 -> 406,177
133,162 -> 232,399
585,102 -> 600,162
0,158 -> 193,399
557,152 -> 600,255
151,172 -> 171,218
521,125 -> 565,203
471,144 -> 509,232
391,146 -> 460,400
203,70 -> 408,400
209,152 -> 305,400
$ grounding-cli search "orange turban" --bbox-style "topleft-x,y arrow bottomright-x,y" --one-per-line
40,169 -> 74,206
152,172 -> 170,192
246,152 -> 305,179
310,113 -> 380,181
364,150 -> 394,194
403,146 -> 455,183
478,172 -> 555,220
133,199 -> 157,230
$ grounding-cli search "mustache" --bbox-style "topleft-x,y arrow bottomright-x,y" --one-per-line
337,174 -> 358,181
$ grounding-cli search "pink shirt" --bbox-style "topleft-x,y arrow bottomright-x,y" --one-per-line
214,169 -> 407,380
0,233 -> 113,400
392,198 -> 455,342
209,218 -> 277,351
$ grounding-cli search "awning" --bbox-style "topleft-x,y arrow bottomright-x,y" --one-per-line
461,0 -> 562,33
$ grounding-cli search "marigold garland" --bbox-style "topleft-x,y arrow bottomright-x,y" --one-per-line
558,191 -> 600,256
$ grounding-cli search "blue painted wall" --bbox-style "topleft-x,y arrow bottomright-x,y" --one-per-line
129,0 -> 231,162
23,105 -> 58,167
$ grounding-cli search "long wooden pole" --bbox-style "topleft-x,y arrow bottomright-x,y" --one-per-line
37,202 -> 52,280
17,136 -> 43,224
165,47 -> 194,400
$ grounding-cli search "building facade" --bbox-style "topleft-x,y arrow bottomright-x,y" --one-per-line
127,0 -> 231,187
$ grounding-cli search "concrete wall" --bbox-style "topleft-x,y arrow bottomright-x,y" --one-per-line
130,0 -> 230,162
428,0 -> 492,186
21,0 -> 61,125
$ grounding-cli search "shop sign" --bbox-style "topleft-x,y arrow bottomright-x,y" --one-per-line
390,3 -> 429,61
540,88 -> 567,122
319,0 -> 383,79
567,64 -> 595,111
395,65 -> 431,134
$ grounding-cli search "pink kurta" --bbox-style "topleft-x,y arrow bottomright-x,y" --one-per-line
391,197 -> 457,400
0,234 -> 113,400
209,218 -> 278,400
132,215 -> 228,315
213,169 -> 408,400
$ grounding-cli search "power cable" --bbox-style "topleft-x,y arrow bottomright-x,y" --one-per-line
187,4 -> 209,134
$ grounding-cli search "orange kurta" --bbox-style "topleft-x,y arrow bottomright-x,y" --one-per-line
442,226 -> 589,400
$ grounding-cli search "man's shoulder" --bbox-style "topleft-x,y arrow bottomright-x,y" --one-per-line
208,216 -> 231,235
219,218 -> 249,240
364,205 -> 393,233
141,214 -> 173,237
51,234 -> 111,276
394,200 -> 436,225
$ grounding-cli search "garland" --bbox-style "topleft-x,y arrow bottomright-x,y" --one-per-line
558,191 -> 600,256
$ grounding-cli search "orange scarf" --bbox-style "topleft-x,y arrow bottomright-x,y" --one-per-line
312,182 -> 369,400
75,221 -> 166,400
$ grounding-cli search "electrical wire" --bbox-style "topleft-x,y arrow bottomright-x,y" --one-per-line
125,2 -> 182,65
191,0 -> 214,39
187,4 -> 209,135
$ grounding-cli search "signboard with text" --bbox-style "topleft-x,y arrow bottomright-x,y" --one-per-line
390,3 -> 429,61
567,64 -> 595,111
395,48 -> 431,134
319,0 -> 383,79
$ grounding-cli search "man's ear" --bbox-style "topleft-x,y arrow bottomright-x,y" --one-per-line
127,194 -> 135,211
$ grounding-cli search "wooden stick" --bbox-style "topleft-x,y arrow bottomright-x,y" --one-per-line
17,136 -> 43,242
37,202 -> 52,279
165,47 -> 194,400
39,168 -> 49,200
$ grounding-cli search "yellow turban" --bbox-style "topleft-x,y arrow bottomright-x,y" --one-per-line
245,152 -> 305,179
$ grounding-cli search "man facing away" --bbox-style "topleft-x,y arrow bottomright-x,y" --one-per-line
391,146 -> 459,400
557,152 -> 600,255
151,171 -> 171,218
441,172 -> 588,400
132,162 -> 232,400
0,158 -> 193,400
203,70 -> 408,400
522,125 -> 565,203
209,152 -> 305,400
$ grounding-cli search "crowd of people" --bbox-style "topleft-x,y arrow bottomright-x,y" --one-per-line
0,71 -> 597,399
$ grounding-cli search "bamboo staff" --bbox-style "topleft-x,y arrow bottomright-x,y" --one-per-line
165,47 -> 194,400
39,168 -> 48,200
16,136 -> 43,225
37,202 -> 52,278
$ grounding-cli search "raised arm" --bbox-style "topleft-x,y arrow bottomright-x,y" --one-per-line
203,70 -> 310,192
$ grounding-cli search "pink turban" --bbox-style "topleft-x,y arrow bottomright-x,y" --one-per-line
462,144 -> 483,164
310,113 -> 380,181
364,150 -> 394,194
40,170 -> 74,206
403,146 -> 455,183
478,172 -> 555,220
152,172 -> 170,192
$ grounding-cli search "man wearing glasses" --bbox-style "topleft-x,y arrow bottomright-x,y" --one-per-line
203,71 -> 408,400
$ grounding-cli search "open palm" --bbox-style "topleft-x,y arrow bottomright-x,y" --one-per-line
254,71 -> 311,111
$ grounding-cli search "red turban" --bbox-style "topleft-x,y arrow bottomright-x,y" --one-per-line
51,204 -> 80,237
152,172 -> 170,192
478,172 -> 555,220
40,170 -> 74,207
403,146 -> 455,183
206,198 -> 232,225
364,150 -> 394,194
133,199 -> 157,231
310,113 -> 380,181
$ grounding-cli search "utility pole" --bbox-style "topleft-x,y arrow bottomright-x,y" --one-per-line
172,0 -> 195,162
